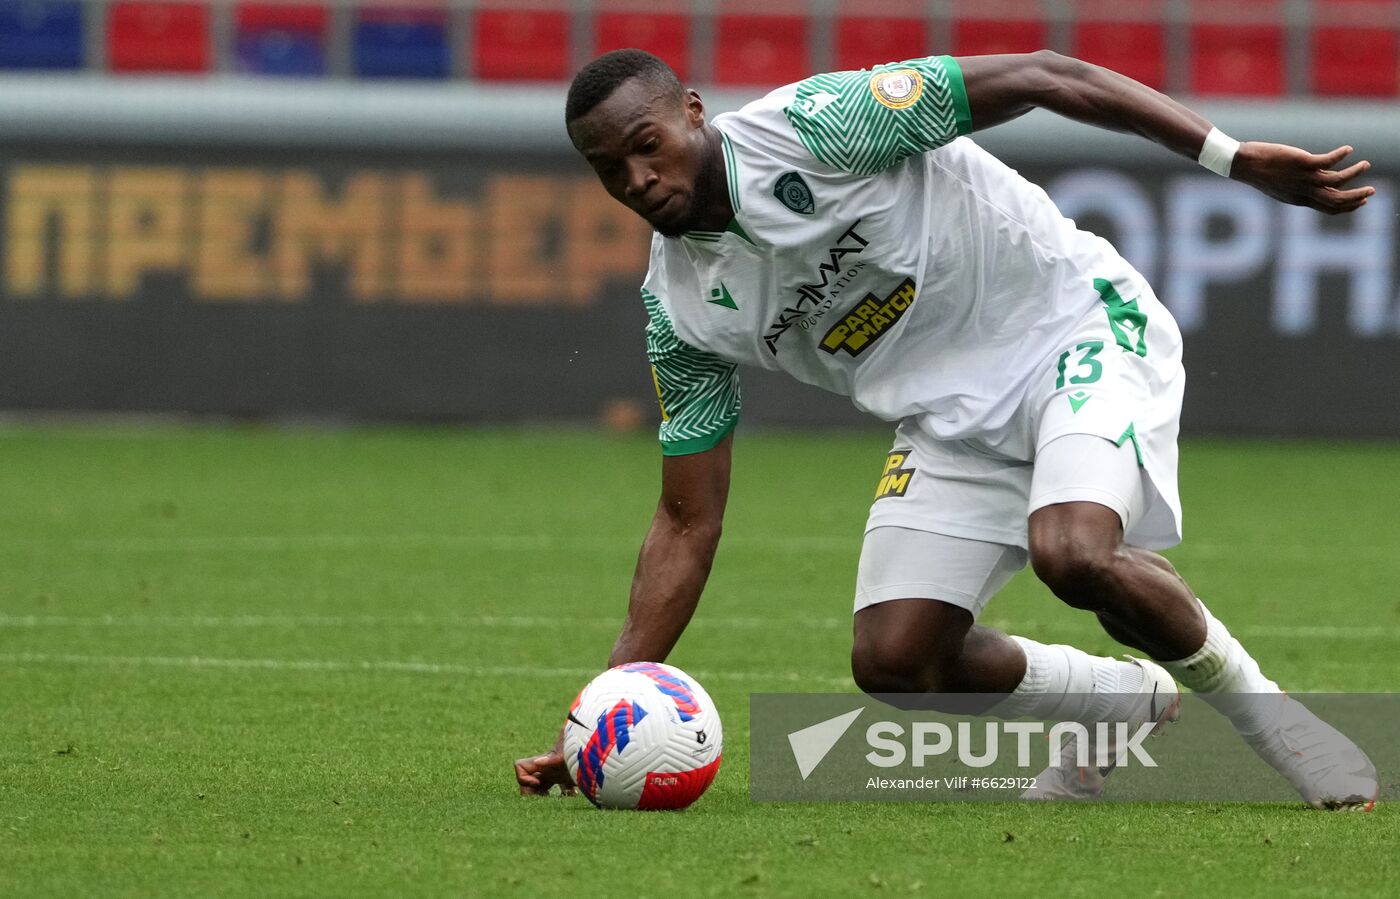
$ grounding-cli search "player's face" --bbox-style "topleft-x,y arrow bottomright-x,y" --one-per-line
569,79 -> 710,237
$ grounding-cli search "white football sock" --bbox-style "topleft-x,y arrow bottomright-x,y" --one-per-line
1160,600 -> 1284,735
990,636 -> 1145,724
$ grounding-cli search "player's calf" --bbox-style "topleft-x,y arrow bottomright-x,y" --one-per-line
1029,501 -> 1205,661
852,595 -> 1161,726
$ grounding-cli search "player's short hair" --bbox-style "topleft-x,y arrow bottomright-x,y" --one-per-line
565,49 -> 684,123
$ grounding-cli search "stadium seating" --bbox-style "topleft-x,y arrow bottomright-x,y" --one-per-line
1189,1 -> 1286,95
235,3 -> 328,76
1073,21 -> 1167,90
952,4 -> 1046,56
1071,1 -> 1168,90
834,14 -> 930,71
713,12 -> 809,86
1311,0 -> 1399,96
0,2 -> 1393,97
0,0 -> 84,69
473,8 -> 571,81
594,9 -> 691,80
107,1 -> 210,73
354,5 -> 449,79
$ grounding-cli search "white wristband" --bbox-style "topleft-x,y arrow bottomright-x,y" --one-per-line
1198,127 -> 1240,177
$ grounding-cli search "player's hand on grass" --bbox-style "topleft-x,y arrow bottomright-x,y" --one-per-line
515,749 -> 577,797
1232,142 -> 1375,215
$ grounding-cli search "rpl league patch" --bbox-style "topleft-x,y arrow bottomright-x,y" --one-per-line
869,69 -> 923,110
773,171 -> 815,215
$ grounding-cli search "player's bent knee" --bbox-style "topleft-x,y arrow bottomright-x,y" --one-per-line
851,652 -> 935,696
1029,531 -> 1122,610
851,597 -> 974,696
851,652 -> 994,713
850,638 -> 964,697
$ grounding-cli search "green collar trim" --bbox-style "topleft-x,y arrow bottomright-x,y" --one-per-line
684,217 -> 755,245
720,129 -> 741,213
725,218 -> 755,244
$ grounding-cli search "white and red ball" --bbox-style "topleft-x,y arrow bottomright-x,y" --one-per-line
563,661 -> 722,810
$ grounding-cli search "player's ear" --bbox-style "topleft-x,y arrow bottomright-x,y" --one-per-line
684,89 -> 706,128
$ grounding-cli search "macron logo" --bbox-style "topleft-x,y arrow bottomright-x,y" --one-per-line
788,707 -> 864,780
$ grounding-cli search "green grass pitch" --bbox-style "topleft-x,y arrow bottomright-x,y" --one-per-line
2,425 -> 1398,897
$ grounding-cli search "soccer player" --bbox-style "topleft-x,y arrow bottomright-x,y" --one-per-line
514,48 -> 1378,807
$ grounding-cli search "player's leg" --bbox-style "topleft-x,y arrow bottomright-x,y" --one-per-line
1028,433 -> 1377,808
1027,435 -> 1204,661
1027,436 -> 1305,744
854,422 -> 1178,731
850,525 -> 1174,730
849,528 -> 1024,710
1024,287 -> 1273,720
1021,277 -> 1376,806
851,599 -> 1018,712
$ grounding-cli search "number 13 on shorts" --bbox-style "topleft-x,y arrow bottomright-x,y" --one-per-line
1055,340 -> 1105,389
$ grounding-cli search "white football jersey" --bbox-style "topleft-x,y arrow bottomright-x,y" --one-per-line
642,56 -> 1156,455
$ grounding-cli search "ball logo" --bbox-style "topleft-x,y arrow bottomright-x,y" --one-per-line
870,70 -> 923,110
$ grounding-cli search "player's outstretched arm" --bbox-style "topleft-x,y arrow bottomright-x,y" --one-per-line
956,51 -> 1375,215
514,434 -> 733,796
609,432 -> 732,667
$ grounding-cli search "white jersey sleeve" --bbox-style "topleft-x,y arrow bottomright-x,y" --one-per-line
643,288 -> 741,456
782,56 -> 973,176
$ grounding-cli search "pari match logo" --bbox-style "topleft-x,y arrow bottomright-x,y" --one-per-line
820,277 -> 918,357
874,449 -> 915,500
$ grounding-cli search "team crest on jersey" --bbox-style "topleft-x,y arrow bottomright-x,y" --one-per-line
774,172 -> 815,215
820,278 -> 917,357
875,449 -> 915,500
870,69 -> 923,110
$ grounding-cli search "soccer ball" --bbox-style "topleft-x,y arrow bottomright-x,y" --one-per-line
563,661 -> 723,810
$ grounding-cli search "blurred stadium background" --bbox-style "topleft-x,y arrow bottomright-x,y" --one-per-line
0,0 -> 1397,435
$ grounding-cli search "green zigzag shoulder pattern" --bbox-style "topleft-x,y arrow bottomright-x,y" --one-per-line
783,56 -> 970,176
641,288 -> 741,455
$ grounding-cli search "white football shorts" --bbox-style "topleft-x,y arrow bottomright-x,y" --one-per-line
855,281 -> 1185,618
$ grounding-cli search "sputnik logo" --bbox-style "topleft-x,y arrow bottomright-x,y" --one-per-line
787,707 -> 865,780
